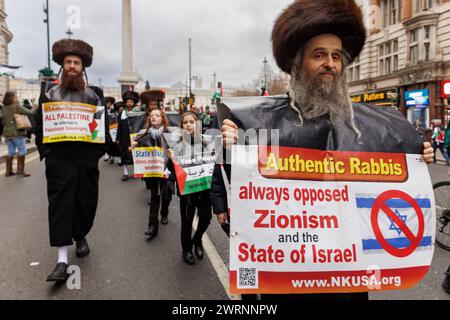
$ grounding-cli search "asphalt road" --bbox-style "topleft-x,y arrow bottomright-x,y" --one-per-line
0,154 -> 448,300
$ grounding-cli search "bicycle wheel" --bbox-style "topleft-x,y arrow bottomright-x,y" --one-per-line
433,181 -> 450,251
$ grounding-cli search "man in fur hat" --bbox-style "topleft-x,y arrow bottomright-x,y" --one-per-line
35,38 -> 109,282
215,0 -> 434,300
116,90 -> 139,180
140,89 -> 165,113
103,96 -> 116,162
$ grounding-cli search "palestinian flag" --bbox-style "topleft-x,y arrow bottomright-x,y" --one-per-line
172,152 -> 215,195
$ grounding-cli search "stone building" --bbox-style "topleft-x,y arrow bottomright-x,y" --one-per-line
0,0 -> 13,96
349,0 -> 450,127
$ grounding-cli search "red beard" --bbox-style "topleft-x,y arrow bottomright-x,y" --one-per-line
61,70 -> 86,91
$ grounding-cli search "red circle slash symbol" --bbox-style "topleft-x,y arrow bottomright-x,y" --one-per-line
370,190 -> 425,258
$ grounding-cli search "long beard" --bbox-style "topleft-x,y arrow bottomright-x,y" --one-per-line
293,69 -> 350,123
61,70 -> 86,91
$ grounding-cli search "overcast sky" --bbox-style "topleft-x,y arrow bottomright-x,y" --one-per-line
6,0 -> 293,88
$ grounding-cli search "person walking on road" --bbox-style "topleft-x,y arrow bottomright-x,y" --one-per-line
432,123 -> 450,164
214,0 -> 435,301
116,91 -> 139,181
167,112 -> 213,265
35,38 -> 109,282
132,108 -> 170,240
2,91 -> 37,177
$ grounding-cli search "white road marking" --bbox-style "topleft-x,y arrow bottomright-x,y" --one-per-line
193,215 -> 241,300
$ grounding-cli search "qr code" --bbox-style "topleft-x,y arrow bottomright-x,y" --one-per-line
238,268 -> 258,288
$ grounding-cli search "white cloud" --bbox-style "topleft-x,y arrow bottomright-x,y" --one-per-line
7,0 -> 292,87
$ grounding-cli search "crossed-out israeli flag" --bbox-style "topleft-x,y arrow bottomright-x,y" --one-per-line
355,194 -> 433,252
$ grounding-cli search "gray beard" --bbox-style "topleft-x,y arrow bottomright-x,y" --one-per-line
293,70 -> 350,123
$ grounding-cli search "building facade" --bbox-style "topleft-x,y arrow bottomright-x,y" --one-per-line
0,0 -> 13,95
349,0 -> 450,127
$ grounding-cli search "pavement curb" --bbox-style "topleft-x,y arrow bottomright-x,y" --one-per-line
0,146 -> 38,164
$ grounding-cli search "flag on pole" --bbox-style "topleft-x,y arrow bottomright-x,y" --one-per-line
0,64 -> 21,79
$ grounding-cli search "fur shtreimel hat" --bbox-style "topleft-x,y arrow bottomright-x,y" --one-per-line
52,39 -> 94,67
272,0 -> 366,74
105,97 -> 116,105
122,91 -> 139,104
113,101 -> 124,112
140,90 -> 165,105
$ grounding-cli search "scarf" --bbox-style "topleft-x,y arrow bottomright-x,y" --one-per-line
149,126 -> 164,140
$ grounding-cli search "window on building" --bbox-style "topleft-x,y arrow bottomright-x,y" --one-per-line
383,0 -> 400,26
425,25 -> 430,39
385,57 -> 392,74
378,39 -> 399,76
408,26 -> 434,64
348,55 -> 361,82
348,67 -> 354,82
424,42 -> 430,62
391,0 -> 398,24
418,0 -> 435,11
409,29 -> 419,65
411,29 -> 418,42
410,45 -> 419,64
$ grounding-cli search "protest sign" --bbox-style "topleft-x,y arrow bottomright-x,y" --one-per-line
109,114 -> 118,141
229,145 -> 435,294
127,113 -> 166,178
170,139 -> 215,195
42,101 -> 105,144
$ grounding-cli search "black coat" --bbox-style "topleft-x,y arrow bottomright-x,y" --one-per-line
116,112 -> 134,165
35,81 -> 110,163
211,95 -> 424,236
35,81 -> 109,247
106,113 -> 121,157
211,96 -> 423,300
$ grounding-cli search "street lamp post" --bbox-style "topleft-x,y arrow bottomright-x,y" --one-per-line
188,38 -> 192,96
43,0 -> 51,70
263,56 -> 268,92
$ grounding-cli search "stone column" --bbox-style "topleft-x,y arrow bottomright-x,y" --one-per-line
401,0 -> 412,22
117,0 -> 142,94
370,0 -> 381,35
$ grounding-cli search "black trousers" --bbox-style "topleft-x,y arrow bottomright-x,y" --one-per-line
160,180 -> 174,218
147,178 -> 167,233
45,155 -> 99,247
179,191 -> 212,252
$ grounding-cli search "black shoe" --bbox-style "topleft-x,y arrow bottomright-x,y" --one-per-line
443,268 -> 450,294
161,216 -> 168,225
46,263 -> 69,282
145,227 -> 157,239
122,174 -> 128,181
182,251 -> 195,265
76,238 -> 90,258
194,244 -> 204,259
109,159 -> 114,164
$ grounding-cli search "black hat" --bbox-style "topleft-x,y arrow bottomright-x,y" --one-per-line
272,0 -> 366,74
52,38 -> 94,67
122,91 -> 139,104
